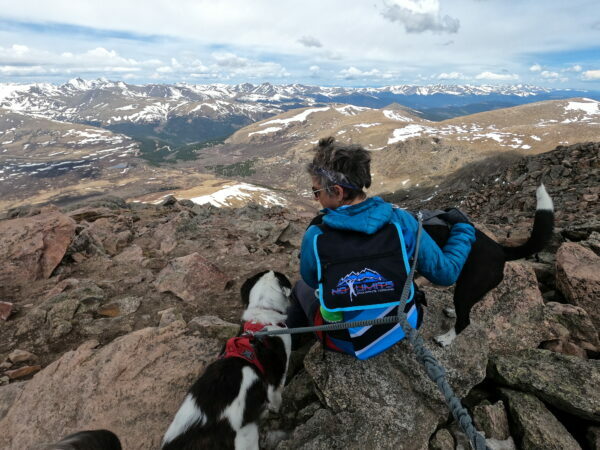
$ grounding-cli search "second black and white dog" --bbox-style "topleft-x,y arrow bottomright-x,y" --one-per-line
46,270 -> 292,450
161,270 -> 292,450
428,184 -> 554,346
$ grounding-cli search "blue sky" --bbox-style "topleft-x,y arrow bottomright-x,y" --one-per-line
0,0 -> 598,89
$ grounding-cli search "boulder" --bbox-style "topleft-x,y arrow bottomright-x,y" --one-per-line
285,321 -> 488,450
489,349 -> 600,422
155,253 -> 228,302
473,400 -> 511,440
187,315 -> 239,340
7,349 -> 37,364
0,322 -> 222,450
499,388 -> 581,450
113,244 -> 144,264
0,211 -> 76,290
542,302 -> 599,358
470,261 -> 554,355
86,218 -> 132,256
556,243 -> 600,330
429,428 -> 454,450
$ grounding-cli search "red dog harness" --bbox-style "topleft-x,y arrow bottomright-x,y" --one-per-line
220,322 -> 272,375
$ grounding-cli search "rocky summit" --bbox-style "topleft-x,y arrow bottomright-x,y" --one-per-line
0,142 -> 599,450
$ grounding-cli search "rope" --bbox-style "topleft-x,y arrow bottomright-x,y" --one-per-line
252,212 -> 489,450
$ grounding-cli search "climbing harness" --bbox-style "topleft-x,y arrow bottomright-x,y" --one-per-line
252,212 -> 490,450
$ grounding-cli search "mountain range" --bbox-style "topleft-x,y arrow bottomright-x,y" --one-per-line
1,78 -> 599,212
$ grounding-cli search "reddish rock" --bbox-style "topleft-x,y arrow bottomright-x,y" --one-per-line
0,323 -> 222,449
0,302 -> 14,321
7,350 -> 37,364
113,244 -> 144,264
471,261 -> 554,355
0,211 -> 76,289
155,253 -> 228,302
5,365 -> 41,380
556,243 -> 600,330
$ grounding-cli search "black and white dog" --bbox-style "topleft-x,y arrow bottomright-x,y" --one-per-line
45,270 -> 292,450
161,270 -> 292,450
429,184 -> 554,346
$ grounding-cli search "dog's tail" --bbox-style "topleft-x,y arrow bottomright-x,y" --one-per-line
502,183 -> 554,261
45,429 -> 122,450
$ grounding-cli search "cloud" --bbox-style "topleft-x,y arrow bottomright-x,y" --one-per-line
381,0 -> 460,34
582,70 -> 600,80
437,71 -> 463,79
475,71 -> 519,81
298,36 -> 322,48
541,70 -> 559,79
529,63 -> 542,72
309,65 -> 320,76
339,66 -> 381,79
563,64 -> 582,72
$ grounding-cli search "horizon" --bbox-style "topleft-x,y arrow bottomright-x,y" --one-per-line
1,77 -> 599,93
0,1 -> 598,90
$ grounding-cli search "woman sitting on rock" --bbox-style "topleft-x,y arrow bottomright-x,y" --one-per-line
287,136 -> 476,359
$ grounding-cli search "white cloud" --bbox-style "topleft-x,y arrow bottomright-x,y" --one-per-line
339,66 -> 381,79
381,0 -> 460,34
564,64 -> 582,72
437,71 -> 463,79
529,63 -> 542,72
475,71 -> 519,81
541,70 -> 559,79
582,70 -> 600,80
309,65 -> 320,75
298,36 -> 322,48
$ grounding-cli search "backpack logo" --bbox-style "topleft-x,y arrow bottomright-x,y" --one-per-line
332,268 -> 395,301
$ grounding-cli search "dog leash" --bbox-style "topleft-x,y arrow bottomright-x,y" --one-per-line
252,212 -> 489,450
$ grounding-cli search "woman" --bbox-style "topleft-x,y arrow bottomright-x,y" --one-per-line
287,137 -> 476,359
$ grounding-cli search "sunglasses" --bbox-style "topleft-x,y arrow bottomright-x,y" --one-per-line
311,187 -> 327,199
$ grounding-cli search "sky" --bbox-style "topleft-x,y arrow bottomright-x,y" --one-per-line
0,0 -> 598,89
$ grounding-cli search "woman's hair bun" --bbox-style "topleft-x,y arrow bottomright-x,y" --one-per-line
318,136 -> 336,148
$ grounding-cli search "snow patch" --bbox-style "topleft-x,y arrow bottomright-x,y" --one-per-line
189,183 -> 287,208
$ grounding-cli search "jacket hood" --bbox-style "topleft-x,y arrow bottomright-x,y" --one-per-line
322,196 -> 393,234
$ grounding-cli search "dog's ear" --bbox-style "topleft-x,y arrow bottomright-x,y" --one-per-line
273,272 -> 292,296
240,271 -> 270,306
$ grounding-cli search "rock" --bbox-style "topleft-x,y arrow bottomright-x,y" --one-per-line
155,253 -> 228,302
0,301 -> 14,320
294,326 -> 488,450
0,361 -> 12,370
0,377 -> 8,386
0,211 -> 76,290
5,365 -> 42,380
15,308 -> 47,338
471,261 -> 554,355
580,231 -> 600,256
485,437 -> 517,450
542,302 -> 599,357
0,323 -> 222,449
97,297 -> 141,318
429,428 -> 454,450
473,400 -> 511,440
499,388 -> 581,450
161,195 -> 178,206
556,243 -> 600,329
540,340 -> 588,358
7,349 -> 37,364
79,317 -> 133,339
587,426 -> 600,450
489,349 -> 600,422
0,382 -> 26,421
84,217 -> 132,256
157,308 -> 184,328
186,315 -> 239,340
113,244 -> 144,264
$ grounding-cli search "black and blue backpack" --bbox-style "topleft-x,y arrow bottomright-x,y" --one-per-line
309,215 -> 426,359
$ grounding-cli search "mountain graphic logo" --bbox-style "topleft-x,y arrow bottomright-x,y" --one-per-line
332,268 -> 395,301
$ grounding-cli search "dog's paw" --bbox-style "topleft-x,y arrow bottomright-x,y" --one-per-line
267,388 -> 283,413
443,307 -> 456,318
434,328 -> 457,347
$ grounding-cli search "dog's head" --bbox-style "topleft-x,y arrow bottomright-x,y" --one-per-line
240,270 -> 292,317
